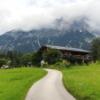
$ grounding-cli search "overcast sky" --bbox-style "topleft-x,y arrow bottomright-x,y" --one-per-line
0,0 -> 100,34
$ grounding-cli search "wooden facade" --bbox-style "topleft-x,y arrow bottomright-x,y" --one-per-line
41,45 -> 90,55
40,45 -> 91,62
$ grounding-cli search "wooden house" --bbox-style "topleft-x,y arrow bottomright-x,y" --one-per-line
39,45 -> 91,63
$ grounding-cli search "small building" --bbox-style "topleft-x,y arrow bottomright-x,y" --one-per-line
39,45 -> 91,63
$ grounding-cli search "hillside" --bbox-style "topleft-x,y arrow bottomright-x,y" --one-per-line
0,19 -> 95,53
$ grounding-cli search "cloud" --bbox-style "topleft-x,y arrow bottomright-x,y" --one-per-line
0,0 -> 100,34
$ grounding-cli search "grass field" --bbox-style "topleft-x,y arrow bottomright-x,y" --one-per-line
0,67 -> 46,100
62,63 -> 100,100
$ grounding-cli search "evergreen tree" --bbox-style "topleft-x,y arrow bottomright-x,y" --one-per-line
91,38 -> 100,61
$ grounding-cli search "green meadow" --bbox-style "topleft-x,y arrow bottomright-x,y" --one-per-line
62,63 -> 100,100
0,67 -> 46,100
1,63 -> 100,100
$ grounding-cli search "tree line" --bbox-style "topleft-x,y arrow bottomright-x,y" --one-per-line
0,37 -> 100,68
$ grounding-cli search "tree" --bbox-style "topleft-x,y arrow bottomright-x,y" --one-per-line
32,51 -> 43,66
91,38 -> 100,61
21,53 -> 32,66
0,59 -> 7,68
6,51 -> 22,67
43,49 -> 62,64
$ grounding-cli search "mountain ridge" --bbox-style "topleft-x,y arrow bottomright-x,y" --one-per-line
0,19 -> 96,53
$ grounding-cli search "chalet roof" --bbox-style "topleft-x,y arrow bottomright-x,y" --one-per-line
43,45 -> 90,53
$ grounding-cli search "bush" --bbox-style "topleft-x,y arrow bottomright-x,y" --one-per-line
66,55 -> 83,65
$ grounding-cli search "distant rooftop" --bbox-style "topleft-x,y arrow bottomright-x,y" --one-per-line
43,45 -> 90,53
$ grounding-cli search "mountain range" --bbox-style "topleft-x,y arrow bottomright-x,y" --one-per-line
0,19 -> 96,53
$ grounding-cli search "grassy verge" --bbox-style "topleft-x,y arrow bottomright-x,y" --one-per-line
0,67 -> 47,100
62,63 -> 100,100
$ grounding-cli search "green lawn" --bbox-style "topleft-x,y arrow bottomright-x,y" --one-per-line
62,63 -> 100,100
0,67 -> 46,100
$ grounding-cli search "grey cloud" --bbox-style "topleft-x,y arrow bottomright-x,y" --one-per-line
0,0 -> 100,34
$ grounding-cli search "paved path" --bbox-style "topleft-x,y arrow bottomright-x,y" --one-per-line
25,69 -> 75,100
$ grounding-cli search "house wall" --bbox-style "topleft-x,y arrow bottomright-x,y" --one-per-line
40,46 -> 91,61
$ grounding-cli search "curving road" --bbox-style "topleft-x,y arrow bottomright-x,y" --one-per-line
25,69 -> 75,100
